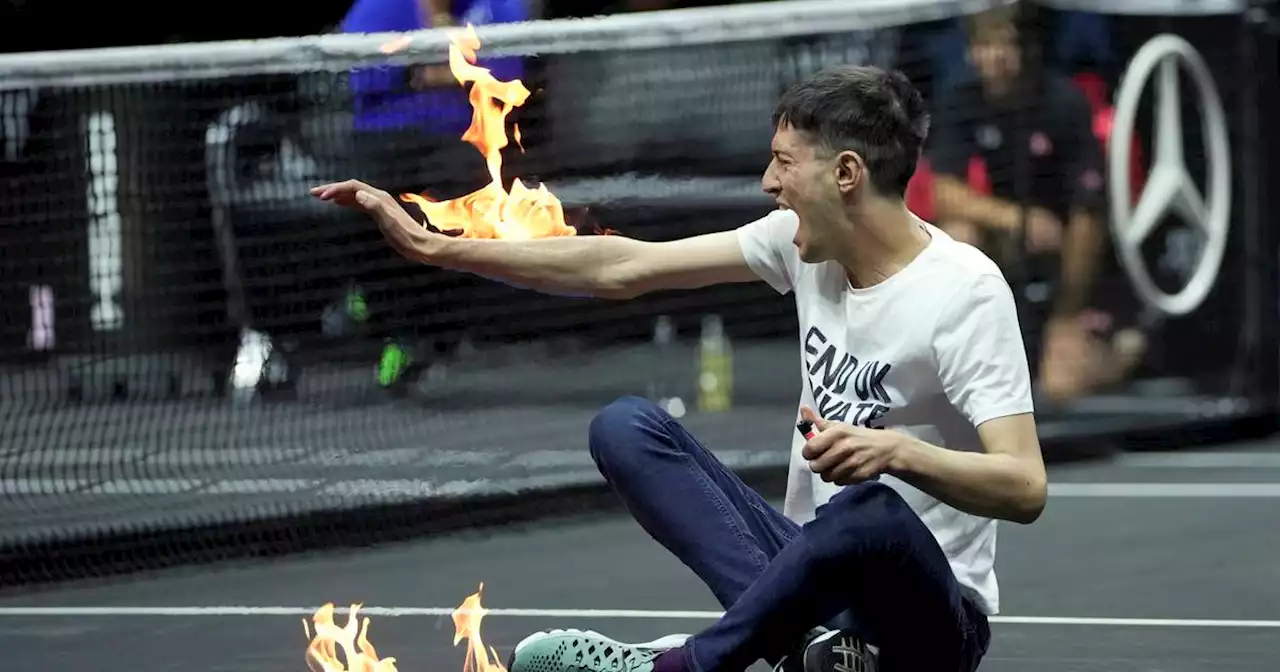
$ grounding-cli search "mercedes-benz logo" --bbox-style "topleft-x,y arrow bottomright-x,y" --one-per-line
1108,34 -> 1232,317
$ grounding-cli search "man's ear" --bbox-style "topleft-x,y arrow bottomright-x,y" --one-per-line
834,150 -> 865,194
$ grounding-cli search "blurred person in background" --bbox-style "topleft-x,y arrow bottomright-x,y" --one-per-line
335,0 -> 529,389
924,6 -> 1143,405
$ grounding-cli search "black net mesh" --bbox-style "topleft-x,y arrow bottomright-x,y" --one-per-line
0,0 -> 1275,587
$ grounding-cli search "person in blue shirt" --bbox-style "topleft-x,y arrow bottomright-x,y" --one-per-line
341,0 -> 529,147
337,0 -> 530,390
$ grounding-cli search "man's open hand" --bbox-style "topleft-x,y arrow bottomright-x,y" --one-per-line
800,406 -> 906,485
311,180 -> 448,263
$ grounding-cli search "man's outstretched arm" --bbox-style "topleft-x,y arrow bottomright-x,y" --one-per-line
311,180 -> 761,300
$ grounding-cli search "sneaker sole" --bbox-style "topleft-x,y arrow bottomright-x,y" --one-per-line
803,629 -> 880,672
509,629 -> 692,671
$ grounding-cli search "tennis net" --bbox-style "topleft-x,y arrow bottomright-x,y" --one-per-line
0,0 -> 1271,587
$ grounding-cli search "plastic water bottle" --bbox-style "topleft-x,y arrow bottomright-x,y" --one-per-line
697,315 -> 732,413
648,315 -> 674,400
650,315 -> 685,416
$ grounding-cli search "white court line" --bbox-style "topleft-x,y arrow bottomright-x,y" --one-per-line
1116,452 -> 1280,469
0,606 -> 1277,628
6,481 -> 1280,498
1048,483 -> 1280,497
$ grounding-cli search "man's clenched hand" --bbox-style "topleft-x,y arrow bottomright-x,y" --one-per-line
799,406 -> 908,485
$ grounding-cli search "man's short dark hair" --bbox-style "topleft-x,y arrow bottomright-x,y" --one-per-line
771,65 -> 930,197
963,5 -> 1021,44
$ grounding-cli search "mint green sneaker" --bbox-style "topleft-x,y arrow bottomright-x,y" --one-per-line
507,629 -> 690,672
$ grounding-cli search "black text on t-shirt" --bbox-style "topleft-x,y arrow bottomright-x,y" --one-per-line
803,326 -> 894,429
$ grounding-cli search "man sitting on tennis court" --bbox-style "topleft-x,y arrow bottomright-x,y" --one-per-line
312,64 -> 1047,672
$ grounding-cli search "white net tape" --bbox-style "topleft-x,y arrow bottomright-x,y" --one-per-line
0,0 -> 1021,90
1035,0 -> 1246,16
0,0 -> 1246,90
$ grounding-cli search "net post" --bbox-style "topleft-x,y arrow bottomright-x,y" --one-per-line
1239,0 -> 1280,408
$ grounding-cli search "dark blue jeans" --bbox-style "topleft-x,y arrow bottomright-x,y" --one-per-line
587,397 -> 990,672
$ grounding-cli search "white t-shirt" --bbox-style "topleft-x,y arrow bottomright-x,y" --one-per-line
735,208 -> 1035,616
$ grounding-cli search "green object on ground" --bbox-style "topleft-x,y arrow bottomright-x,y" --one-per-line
346,290 -> 369,323
378,342 -> 410,387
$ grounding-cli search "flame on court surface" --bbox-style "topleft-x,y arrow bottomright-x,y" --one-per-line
304,603 -> 398,672
398,25 -> 575,241
304,585 -> 506,672
453,584 -> 508,672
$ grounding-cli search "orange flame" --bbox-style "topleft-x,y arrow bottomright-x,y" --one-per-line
401,25 -> 574,240
303,586 -> 506,672
453,583 -> 507,672
304,603 -> 398,672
